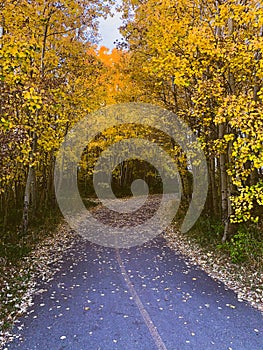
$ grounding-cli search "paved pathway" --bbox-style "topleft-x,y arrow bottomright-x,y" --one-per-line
4,235 -> 263,350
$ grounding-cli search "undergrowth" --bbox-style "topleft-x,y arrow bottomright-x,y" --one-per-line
185,215 -> 263,271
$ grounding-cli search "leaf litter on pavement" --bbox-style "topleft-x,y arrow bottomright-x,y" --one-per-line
0,195 -> 262,348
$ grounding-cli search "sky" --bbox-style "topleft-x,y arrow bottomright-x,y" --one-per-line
98,7 -> 124,50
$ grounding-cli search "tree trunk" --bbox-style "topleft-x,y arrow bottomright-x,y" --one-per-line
219,123 -> 228,223
21,13 -> 51,232
209,156 -> 218,216
222,138 -> 235,242
22,166 -> 34,234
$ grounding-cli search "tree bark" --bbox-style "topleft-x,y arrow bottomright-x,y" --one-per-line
209,156 -> 218,216
222,138 -> 235,242
219,123 -> 228,228
22,166 -> 33,234
22,11 -> 51,232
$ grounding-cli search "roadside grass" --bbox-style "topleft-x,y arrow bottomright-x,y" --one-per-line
0,199 -> 99,264
166,203 -> 263,310
0,209 -> 62,264
0,199 -> 99,336
186,215 -> 263,272
173,198 -> 263,272
0,264 -> 32,333
0,210 -> 61,334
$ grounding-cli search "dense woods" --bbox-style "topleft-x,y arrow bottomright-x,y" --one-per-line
0,0 -> 263,258
119,0 -> 263,241
0,0 -> 109,236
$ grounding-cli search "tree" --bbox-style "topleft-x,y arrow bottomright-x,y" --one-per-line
120,0 -> 263,240
0,0 -> 110,232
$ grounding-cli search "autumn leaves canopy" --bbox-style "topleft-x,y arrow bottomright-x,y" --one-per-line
0,0 -> 263,240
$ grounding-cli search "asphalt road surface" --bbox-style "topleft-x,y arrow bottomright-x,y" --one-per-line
4,236 -> 263,350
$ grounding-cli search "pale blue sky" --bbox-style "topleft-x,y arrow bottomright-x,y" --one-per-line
98,6 -> 124,50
